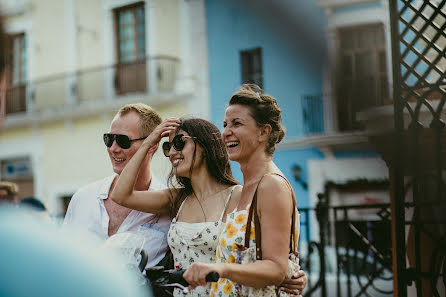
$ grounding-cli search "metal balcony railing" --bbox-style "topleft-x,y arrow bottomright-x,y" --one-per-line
5,55 -> 180,115
299,191 -> 393,297
302,94 -> 324,135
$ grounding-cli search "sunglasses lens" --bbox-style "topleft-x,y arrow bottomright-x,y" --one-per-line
172,135 -> 186,151
162,142 -> 171,157
103,134 -> 113,147
103,134 -> 132,149
115,135 -> 131,149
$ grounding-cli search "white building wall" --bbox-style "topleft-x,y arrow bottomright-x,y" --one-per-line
0,0 -> 206,216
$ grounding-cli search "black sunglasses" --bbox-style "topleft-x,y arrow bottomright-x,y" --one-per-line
162,134 -> 196,157
103,133 -> 147,149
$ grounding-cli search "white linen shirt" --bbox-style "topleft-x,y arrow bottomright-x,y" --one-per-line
63,174 -> 171,268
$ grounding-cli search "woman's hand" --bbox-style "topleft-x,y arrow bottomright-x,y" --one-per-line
143,118 -> 180,147
183,263 -> 224,290
279,270 -> 307,296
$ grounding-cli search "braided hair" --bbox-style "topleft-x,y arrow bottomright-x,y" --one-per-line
228,84 -> 286,155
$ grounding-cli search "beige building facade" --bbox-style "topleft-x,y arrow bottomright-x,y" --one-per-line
0,0 -> 210,218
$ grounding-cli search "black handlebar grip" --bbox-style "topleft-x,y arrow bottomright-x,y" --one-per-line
205,271 -> 220,282
168,269 -> 189,286
167,269 -> 220,285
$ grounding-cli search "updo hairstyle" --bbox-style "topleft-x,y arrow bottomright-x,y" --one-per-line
228,84 -> 286,155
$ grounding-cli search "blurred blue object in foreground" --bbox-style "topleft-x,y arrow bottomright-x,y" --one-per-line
0,206 -> 152,297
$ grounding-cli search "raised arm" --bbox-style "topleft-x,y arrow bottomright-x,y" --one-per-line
110,118 -> 180,214
184,174 -> 294,288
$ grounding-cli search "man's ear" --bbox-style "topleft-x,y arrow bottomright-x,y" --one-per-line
259,124 -> 272,142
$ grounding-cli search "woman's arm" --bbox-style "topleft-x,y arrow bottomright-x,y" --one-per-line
184,174 -> 294,288
110,118 -> 180,214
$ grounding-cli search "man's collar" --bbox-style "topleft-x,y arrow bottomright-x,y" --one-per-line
98,175 -> 117,200
97,173 -> 164,200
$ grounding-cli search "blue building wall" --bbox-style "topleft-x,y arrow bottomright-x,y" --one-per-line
205,0 -> 327,209
273,147 -> 324,208
206,0 -> 327,138
205,0 -> 391,243
205,0 -> 390,243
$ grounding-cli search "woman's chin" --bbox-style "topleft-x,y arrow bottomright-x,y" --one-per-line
173,166 -> 187,177
227,152 -> 241,162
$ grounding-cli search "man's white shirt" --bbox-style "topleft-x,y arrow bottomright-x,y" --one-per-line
63,174 -> 171,268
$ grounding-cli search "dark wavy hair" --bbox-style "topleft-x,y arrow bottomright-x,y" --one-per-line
167,118 -> 239,218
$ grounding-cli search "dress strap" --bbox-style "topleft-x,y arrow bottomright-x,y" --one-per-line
265,172 -> 293,190
218,185 -> 238,221
267,172 -> 299,254
173,196 -> 189,222
244,172 -> 299,256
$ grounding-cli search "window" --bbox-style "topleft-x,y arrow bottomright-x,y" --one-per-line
6,33 -> 27,114
241,48 -> 263,88
114,2 -> 146,94
337,24 -> 388,131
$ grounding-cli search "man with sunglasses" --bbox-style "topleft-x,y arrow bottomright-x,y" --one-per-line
63,103 -> 171,269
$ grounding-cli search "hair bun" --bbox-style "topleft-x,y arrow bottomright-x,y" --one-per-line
240,83 -> 264,95
276,126 -> 286,144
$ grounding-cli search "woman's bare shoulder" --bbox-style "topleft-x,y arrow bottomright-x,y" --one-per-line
258,173 -> 290,192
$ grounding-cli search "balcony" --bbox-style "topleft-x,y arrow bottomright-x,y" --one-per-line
302,94 -> 324,135
357,84 -> 446,133
337,76 -> 391,131
316,0 -> 377,9
4,55 -> 183,128
279,94 -> 374,155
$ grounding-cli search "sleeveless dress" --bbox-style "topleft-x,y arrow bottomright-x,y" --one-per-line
211,174 -> 300,297
167,186 -> 237,297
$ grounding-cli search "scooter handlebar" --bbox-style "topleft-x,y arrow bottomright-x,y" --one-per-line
166,269 -> 219,286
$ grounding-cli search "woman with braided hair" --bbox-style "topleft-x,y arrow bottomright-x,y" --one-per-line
184,84 -> 304,296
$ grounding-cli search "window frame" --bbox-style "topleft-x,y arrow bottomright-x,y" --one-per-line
113,1 -> 146,64
240,47 -> 263,88
112,1 -> 147,94
336,23 -> 388,131
5,32 -> 27,114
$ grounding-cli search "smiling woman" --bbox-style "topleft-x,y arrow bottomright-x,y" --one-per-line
183,84 -> 304,297
110,117 -> 241,297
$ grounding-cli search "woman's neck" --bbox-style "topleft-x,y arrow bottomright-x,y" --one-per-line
240,150 -> 275,186
190,167 -> 229,201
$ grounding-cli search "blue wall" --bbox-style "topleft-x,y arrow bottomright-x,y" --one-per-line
205,0 -> 327,210
205,0 -> 388,243
274,147 -> 325,208
206,0 -> 327,139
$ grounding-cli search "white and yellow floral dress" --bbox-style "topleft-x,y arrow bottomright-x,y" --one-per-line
167,186 -> 237,297
211,176 -> 300,297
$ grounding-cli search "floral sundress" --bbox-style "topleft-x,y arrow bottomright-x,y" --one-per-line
167,186 -> 237,297
211,174 -> 300,297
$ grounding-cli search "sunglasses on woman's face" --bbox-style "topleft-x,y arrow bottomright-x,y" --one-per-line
162,134 -> 197,157
103,133 -> 147,149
